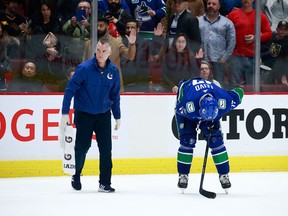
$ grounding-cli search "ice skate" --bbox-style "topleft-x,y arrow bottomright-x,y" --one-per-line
219,174 -> 231,194
178,174 -> 188,193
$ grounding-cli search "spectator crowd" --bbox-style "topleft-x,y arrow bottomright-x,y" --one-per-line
1,0 -> 288,92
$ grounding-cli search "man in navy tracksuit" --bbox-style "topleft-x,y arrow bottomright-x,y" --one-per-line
60,39 -> 121,192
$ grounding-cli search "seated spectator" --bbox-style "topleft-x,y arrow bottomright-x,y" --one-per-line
261,20 -> 288,85
26,0 -> 62,60
0,20 -> 21,71
199,60 -> 221,87
0,0 -> 29,37
58,66 -> 75,92
62,1 -> 91,40
62,1 -> 91,66
30,0 -> 62,35
103,0 -> 133,37
126,0 -> 167,40
162,33 -> 200,93
7,60 -> 43,92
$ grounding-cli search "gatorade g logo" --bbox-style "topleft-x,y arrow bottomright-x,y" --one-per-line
186,102 -> 195,113
65,136 -> 73,143
64,154 -> 72,160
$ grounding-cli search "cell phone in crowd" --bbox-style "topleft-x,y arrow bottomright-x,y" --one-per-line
76,9 -> 86,21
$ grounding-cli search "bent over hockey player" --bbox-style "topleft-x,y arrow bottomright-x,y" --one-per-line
175,77 -> 244,191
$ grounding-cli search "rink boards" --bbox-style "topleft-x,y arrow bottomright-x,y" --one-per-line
0,93 -> 287,177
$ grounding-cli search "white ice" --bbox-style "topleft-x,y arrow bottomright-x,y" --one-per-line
0,172 -> 287,216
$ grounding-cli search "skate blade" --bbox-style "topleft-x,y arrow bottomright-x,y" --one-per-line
180,188 -> 185,194
224,188 -> 229,194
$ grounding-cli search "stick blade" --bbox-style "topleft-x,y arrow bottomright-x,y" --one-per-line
199,188 -> 217,199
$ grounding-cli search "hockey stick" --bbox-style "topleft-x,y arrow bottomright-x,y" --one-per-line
199,134 -> 216,199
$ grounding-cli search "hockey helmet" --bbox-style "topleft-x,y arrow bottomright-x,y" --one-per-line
199,96 -> 218,120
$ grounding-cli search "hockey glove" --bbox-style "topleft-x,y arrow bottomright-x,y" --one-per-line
114,119 -> 121,130
59,114 -> 70,148
232,87 -> 244,103
200,120 -> 220,135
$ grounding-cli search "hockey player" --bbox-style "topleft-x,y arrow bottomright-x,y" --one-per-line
175,77 -> 243,191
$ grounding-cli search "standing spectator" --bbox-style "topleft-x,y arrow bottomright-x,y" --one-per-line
126,0 -> 167,39
59,39 -> 121,192
227,0 -> 272,87
204,0 -> 242,16
103,0 -> 133,37
261,20 -> 288,86
162,33 -> 200,93
166,0 -> 201,54
199,0 -> 236,89
83,16 -> 136,92
7,60 -> 43,92
262,0 -> 288,33
161,0 -> 205,38
121,18 -> 158,92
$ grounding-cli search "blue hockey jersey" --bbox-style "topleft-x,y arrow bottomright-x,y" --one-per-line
175,78 -> 243,121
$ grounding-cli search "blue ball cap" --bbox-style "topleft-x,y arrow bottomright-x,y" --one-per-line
199,96 -> 218,120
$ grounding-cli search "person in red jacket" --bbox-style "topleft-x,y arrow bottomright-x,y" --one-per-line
227,0 -> 272,88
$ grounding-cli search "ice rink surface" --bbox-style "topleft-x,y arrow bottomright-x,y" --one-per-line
1,172 -> 287,216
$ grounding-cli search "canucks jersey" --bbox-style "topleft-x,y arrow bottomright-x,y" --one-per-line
175,78 -> 243,121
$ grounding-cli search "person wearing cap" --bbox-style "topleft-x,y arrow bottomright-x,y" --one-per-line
82,16 -> 137,92
261,20 -> 288,86
174,77 -> 243,192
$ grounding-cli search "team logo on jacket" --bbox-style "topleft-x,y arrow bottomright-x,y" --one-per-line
218,99 -> 226,109
186,102 -> 195,113
270,43 -> 281,57
107,73 -> 113,79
